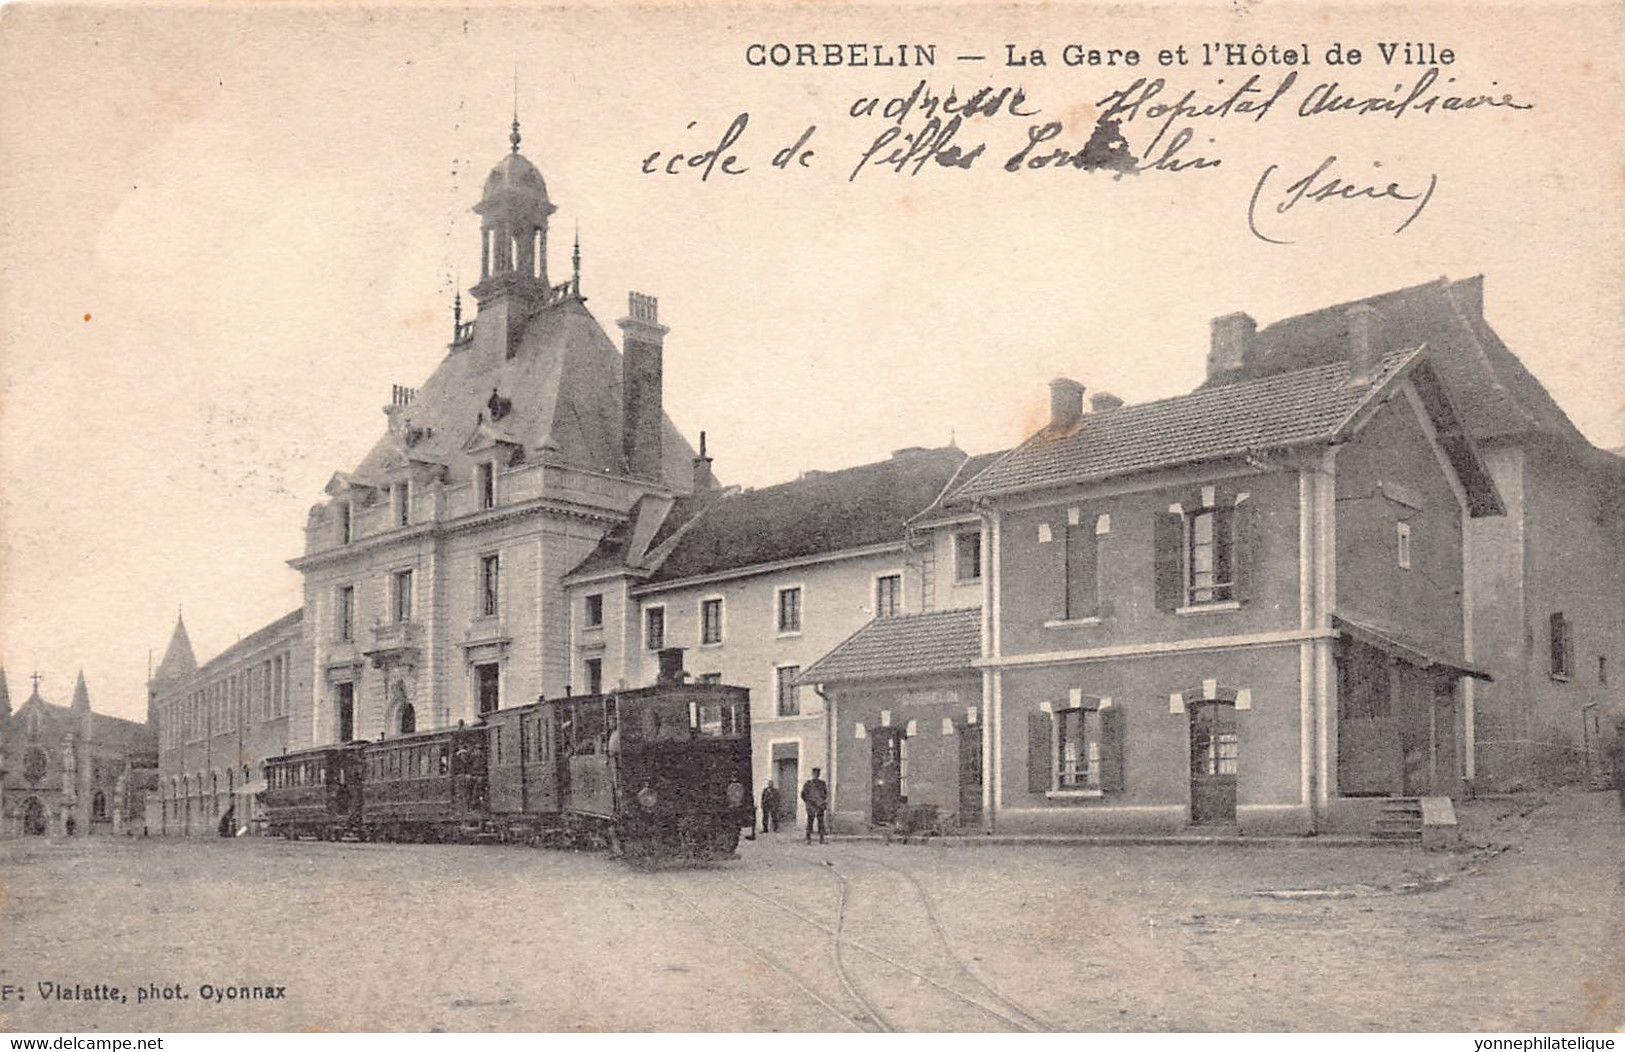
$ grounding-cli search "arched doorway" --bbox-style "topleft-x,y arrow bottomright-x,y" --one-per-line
22,796 -> 47,836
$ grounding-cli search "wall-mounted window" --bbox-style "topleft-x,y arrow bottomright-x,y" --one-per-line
479,554 -> 500,618
475,662 -> 500,715
1397,521 -> 1412,570
1550,612 -> 1572,680
875,575 -> 902,619
645,605 -> 666,651
584,658 -> 603,695
338,501 -> 353,545
584,593 -> 604,628
955,529 -> 982,582
477,461 -> 496,511
1027,697 -> 1124,795
1064,513 -> 1101,620
776,665 -> 801,717
337,585 -> 355,642
391,569 -> 414,624
1155,493 -> 1254,612
776,586 -> 803,635
393,481 -> 412,527
701,597 -> 724,644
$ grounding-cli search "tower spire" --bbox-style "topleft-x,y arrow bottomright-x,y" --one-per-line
510,66 -> 521,154
572,222 -> 581,289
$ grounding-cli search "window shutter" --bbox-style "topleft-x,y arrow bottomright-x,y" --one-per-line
1154,512 -> 1184,611
1230,499 -> 1259,604
1065,522 -> 1099,619
1028,710 -> 1053,794
1099,705 -> 1125,792
1043,522 -> 1067,618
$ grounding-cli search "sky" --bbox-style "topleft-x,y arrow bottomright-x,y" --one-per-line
2,3 -> 1621,722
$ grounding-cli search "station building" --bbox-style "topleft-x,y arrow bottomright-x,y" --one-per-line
562,445 -> 979,827
806,313 -> 1507,836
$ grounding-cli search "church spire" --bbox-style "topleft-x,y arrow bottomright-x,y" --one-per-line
154,611 -> 198,684
71,670 -> 90,711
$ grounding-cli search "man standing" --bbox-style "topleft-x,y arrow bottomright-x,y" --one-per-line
759,780 -> 781,833
801,768 -> 829,844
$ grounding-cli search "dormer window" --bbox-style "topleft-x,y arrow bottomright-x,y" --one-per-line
393,482 -> 412,527
338,501 -> 354,545
477,462 -> 496,510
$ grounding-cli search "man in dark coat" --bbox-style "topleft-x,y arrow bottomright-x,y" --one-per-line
759,780 -> 781,833
801,768 -> 829,844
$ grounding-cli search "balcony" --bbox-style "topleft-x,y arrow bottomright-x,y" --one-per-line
365,620 -> 422,670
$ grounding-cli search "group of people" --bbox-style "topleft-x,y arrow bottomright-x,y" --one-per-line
751,769 -> 828,844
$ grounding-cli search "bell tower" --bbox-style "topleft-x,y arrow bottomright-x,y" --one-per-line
470,115 -> 557,311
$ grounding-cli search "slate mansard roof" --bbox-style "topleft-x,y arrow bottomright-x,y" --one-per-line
954,348 -> 1501,507
348,298 -> 697,492
799,608 -> 983,685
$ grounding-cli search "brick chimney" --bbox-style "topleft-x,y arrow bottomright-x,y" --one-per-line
1347,303 -> 1384,386
618,292 -> 667,482
1049,378 -> 1085,430
1208,312 -> 1257,379
1090,391 -> 1124,413
692,431 -> 716,492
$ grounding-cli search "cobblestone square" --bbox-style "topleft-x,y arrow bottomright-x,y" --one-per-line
2,791 -> 1620,1032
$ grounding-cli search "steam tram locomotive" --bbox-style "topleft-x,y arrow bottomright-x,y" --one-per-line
262,651 -> 753,861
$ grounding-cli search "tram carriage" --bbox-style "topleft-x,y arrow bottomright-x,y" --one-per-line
263,743 -> 365,840
258,649 -> 753,862
360,723 -> 489,842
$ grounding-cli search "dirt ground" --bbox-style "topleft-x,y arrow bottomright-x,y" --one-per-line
1,788 -> 1620,1032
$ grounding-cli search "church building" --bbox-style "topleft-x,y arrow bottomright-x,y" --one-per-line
0,669 -> 158,836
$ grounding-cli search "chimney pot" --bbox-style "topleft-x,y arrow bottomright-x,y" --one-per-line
1089,391 -> 1124,413
692,430 -> 716,491
618,291 -> 670,482
1049,378 -> 1086,430
1347,304 -> 1384,386
1208,312 -> 1257,380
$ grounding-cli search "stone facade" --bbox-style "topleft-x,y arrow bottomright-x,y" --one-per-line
151,612 -> 307,835
284,122 -> 698,753
1,671 -> 157,837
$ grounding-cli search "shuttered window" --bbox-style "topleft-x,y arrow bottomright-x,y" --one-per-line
1028,701 -> 1126,795
1154,494 -> 1257,610
1064,518 -> 1099,620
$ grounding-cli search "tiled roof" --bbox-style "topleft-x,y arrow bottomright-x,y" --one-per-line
1201,277 -> 1582,444
954,350 -> 1419,502
642,447 -> 968,585
800,608 -> 982,684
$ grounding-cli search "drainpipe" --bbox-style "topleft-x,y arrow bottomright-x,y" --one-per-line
814,684 -> 834,826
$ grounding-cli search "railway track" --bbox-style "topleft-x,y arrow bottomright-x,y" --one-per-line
661,849 -> 1050,1032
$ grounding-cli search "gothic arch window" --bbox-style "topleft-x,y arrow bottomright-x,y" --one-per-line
22,796 -> 46,836
23,746 -> 48,784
